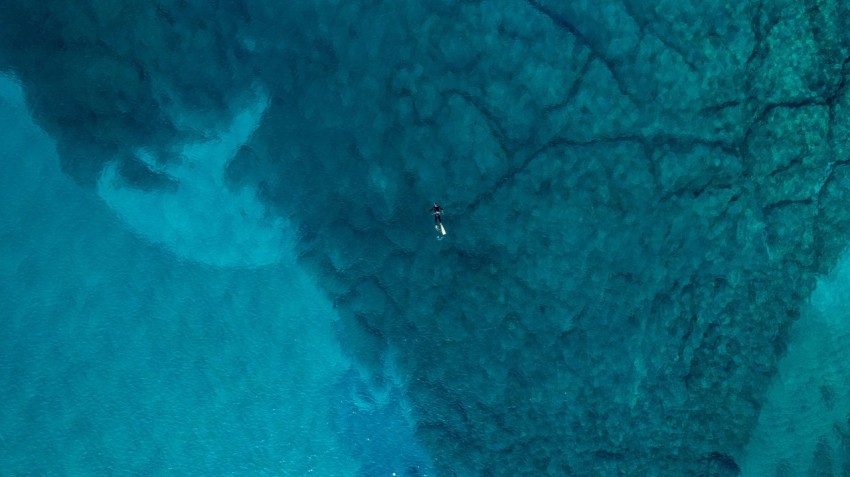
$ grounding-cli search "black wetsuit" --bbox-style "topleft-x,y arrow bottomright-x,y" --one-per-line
431,204 -> 443,224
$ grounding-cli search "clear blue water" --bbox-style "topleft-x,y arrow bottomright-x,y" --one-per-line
3,1 -> 850,476
0,76 -> 430,476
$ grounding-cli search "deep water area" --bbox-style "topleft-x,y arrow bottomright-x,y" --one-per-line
3,1 -> 850,475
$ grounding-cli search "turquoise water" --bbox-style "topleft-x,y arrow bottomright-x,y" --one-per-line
4,1 -> 850,475
0,76 -> 430,475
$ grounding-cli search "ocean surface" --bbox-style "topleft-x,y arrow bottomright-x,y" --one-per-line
2,1 -> 850,476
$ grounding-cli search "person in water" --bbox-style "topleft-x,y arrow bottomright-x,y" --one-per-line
431,203 -> 443,224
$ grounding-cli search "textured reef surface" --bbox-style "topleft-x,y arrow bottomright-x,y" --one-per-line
4,0 -> 850,475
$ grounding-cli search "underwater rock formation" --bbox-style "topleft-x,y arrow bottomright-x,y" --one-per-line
3,0 -> 850,474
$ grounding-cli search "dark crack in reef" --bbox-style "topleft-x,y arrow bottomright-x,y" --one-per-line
3,0 -> 850,475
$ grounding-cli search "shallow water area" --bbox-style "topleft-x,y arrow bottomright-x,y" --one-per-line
740,246 -> 850,476
0,74 -> 429,476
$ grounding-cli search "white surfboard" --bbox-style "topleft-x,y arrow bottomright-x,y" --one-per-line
436,223 -> 446,238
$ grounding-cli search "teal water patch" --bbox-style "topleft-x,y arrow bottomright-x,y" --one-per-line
334,367 -> 434,477
0,74 -> 430,476
10,1 -> 850,473
740,245 -> 850,476
96,89 -> 289,268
